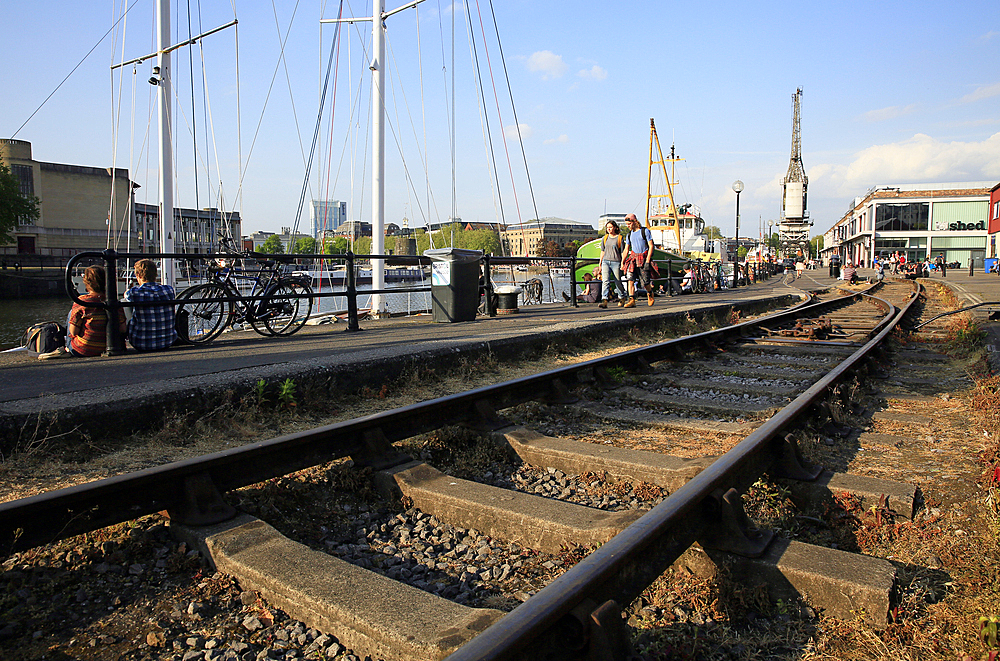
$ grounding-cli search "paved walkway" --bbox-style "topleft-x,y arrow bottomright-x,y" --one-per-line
4,268 -> 996,443
0,271 -> 836,436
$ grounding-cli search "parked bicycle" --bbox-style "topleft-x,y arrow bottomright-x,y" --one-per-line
176,236 -> 314,344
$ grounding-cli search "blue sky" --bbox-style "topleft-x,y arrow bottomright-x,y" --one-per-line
2,0 -> 998,241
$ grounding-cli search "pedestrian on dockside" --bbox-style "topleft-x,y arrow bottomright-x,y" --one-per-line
598,220 -> 628,309
622,213 -> 657,306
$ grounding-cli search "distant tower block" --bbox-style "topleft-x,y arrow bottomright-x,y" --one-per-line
780,88 -> 810,256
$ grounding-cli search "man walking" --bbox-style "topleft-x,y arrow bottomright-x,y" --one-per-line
622,214 -> 657,307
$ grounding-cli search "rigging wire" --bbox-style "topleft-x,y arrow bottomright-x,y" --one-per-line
13,0 -> 143,140
290,0 -> 344,241
471,0 -> 523,227
486,0 -> 538,226
462,0 -> 505,234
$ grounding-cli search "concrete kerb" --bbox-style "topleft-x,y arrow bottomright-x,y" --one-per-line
0,292 -> 803,454
172,514 -> 503,661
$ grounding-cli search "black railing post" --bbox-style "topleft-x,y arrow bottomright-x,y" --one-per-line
103,249 -> 126,356
570,256 -> 578,308
345,251 -> 360,332
484,254 -> 496,317
667,259 -> 675,296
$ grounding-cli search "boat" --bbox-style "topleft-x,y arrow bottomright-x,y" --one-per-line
576,120 -> 715,287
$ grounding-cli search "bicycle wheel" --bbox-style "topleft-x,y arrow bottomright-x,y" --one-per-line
176,283 -> 230,344
261,280 -> 313,336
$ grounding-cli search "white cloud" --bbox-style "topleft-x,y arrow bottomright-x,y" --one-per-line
543,134 -> 569,145
527,51 -> 567,80
863,105 -> 918,122
958,82 -> 1000,104
979,30 -> 999,42
577,65 -> 607,81
811,132 -> 1000,196
504,123 -> 532,140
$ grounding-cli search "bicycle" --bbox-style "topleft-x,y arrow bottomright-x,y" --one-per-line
175,236 -> 314,344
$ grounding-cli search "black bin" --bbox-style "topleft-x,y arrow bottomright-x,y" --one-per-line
425,248 -> 482,322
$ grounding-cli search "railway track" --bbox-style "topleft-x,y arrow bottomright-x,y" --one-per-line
1,278 -> 986,660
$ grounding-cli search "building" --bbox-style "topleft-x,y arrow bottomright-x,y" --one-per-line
332,221 -> 372,241
1,139 -> 241,259
134,203 -> 240,255
1,139 -> 134,257
822,182 -> 994,269
311,200 -> 347,239
989,183 -> 1000,270
248,228 -> 312,253
500,218 -> 597,256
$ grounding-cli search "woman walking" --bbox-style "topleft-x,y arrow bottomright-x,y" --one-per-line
598,220 -> 628,308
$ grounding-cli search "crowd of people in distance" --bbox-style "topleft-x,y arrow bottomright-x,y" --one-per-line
37,258 -> 178,360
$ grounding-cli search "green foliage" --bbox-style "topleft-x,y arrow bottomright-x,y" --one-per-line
277,378 -> 297,409
810,235 -> 824,256
323,236 -> 349,254
292,237 -> 316,254
253,379 -> 268,406
353,236 -> 372,255
703,225 -> 724,239
605,366 -> 627,383
259,234 -> 285,254
0,156 -> 40,244
982,615 -> 999,649
412,223 -> 500,255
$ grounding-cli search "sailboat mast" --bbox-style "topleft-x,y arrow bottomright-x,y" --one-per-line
370,0 -> 387,315
157,0 -> 175,286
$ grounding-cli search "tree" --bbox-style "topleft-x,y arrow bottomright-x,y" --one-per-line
323,236 -> 349,254
0,156 -> 39,243
809,235 -> 824,259
258,234 -> 285,254
703,225 -> 724,240
293,237 -> 316,254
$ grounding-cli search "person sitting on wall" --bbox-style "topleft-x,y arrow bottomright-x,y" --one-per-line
37,265 -> 127,360
124,259 -> 177,351
841,261 -> 858,285
680,267 -> 695,294
576,272 -> 601,303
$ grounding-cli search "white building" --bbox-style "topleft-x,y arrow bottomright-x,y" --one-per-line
822,182 -> 993,269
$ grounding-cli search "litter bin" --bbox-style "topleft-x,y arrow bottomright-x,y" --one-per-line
424,248 -> 483,322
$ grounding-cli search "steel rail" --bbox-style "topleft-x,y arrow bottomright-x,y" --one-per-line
0,287 -> 880,554
444,281 -> 920,661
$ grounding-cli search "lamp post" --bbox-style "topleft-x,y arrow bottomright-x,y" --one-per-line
732,180 -> 743,288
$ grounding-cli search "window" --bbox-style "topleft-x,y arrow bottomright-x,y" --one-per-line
875,203 -> 928,232
11,164 -> 35,225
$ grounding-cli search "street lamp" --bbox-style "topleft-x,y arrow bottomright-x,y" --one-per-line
732,180 -> 743,288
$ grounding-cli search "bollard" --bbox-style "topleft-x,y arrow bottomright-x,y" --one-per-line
103,249 -> 126,356
345,251 -> 360,332
484,254 -> 496,317
570,255 -> 578,309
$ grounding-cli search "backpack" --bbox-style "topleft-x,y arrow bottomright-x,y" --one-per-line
23,321 -> 68,356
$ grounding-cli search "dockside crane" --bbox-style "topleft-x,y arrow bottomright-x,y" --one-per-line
779,88 -> 811,258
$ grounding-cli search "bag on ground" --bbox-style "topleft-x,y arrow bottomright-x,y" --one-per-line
22,321 -> 68,356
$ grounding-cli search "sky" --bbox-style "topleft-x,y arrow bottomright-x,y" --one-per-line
2,0 -> 998,242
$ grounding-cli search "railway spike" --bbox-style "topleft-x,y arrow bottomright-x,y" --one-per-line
698,488 -> 774,558
772,434 -> 823,481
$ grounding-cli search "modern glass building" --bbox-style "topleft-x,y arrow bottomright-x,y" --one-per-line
823,183 -> 994,270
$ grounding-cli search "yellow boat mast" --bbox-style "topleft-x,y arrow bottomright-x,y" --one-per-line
645,118 -> 683,251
